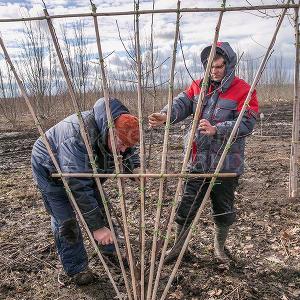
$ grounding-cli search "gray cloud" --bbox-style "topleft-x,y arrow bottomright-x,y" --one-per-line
0,0 -> 295,83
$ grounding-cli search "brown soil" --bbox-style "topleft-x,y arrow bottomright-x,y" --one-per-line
0,103 -> 299,300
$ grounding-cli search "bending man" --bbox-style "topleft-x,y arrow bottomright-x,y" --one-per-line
32,98 -> 140,284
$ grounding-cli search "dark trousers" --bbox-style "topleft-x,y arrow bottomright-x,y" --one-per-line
31,154 -> 112,276
40,189 -> 89,276
175,177 -> 239,227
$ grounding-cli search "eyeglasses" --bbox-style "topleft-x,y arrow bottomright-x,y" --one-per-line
211,63 -> 225,70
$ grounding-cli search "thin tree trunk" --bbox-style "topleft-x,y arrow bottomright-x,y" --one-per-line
289,1 -> 300,198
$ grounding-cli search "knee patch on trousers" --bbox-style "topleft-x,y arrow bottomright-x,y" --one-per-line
59,218 -> 80,245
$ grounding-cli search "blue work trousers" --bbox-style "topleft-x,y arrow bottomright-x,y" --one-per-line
32,154 -> 88,276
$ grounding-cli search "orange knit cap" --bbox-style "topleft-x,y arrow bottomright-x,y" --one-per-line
114,114 -> 140,147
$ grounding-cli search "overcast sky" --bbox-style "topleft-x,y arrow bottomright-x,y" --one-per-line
0,0 -> 295,78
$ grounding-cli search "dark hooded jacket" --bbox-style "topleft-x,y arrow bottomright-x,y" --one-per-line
31,98 -> 140,230
161,42 -> 259,175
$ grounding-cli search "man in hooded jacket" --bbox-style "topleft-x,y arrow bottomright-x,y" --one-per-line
31,98 -> 140,284
148,42 -> 259,263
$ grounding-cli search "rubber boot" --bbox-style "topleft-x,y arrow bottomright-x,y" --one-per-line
176,223 -> 185,239
214,224 -> 230,263
164,224 -> 189,263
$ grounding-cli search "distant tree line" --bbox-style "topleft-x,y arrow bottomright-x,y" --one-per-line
0,20 -> 294,129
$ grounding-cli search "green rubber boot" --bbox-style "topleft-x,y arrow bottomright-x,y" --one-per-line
214,224 -> 230,263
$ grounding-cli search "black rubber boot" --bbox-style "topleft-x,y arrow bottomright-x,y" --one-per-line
164,224 -> 190,263
214,224 -> 230,263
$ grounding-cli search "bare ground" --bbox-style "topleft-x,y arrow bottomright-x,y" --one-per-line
0,103 -> 300,300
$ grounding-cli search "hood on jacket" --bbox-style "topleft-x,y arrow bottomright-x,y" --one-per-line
200,42 -> 237,92
93,97 -> 130,146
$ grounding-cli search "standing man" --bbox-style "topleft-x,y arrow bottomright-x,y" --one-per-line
148,42 -> 258,263
32,98 -> 140,284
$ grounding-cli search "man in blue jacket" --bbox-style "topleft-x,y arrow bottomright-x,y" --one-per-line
149,42 -> 258,263
31,98 -> 140,284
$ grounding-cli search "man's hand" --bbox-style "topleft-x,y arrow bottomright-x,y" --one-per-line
199,119 -> 217,136
93,227 -> 113,245
148,113 -> 167,128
